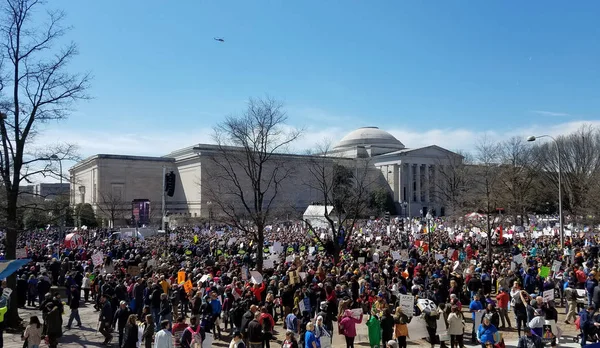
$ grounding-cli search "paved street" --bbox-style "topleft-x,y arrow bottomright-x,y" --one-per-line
2,297 -> 583,348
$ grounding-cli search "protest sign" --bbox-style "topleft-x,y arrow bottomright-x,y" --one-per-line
399,294 -> 414,317
406,317 -> 428,339
177,271 -> 186,284
539,266 -> 551,278
263,259 -> 274,269
92,252 -> 104,266
513,254 -> 524,265
250,271 -> 263,284
552,260 -> 561,273
183,280 -> 193,293
543,289 -> 554,302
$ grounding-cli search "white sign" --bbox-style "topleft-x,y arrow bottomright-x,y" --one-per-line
263,259 -> 274,269
299,272 -> 307,281
399,294 -> 414,317
552,260 -> 561,273
513,254 -> 524,265
91,252 -> 104,266
543,289 -> 554,302
406,316 -> 428,339
250,271 -> 263,284
373,253 -> 380,263
358,257 -> 365,264
272,242 -> 283,254
417,299 -> 437,312
350,308 -> 362,320
391,251 -> 400,260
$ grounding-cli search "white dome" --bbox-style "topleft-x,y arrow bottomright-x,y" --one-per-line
335,127 -> 405,150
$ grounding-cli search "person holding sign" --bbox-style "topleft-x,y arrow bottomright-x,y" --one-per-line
338,309 -> 362,348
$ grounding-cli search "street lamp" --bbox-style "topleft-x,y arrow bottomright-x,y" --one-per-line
527,135 -> 563,248
426,211 -> 433,256
44,154 -> 64,240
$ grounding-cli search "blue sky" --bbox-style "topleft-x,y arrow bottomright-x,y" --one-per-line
36,0 -> 600,164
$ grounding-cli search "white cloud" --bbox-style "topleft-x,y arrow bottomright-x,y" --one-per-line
531,110 -> 573,117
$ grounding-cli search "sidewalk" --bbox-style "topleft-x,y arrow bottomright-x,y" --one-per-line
3,301 -> 580,348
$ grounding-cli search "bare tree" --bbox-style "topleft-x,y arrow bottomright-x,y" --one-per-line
0,0 -> 89,326
204,97 -> 301,272
497,136 -> 537,226
473,136 -> 501,261
303,142 -> 377,264
533,125 -> 600,224
96,190 -> 127,228
430,150 -> 473,220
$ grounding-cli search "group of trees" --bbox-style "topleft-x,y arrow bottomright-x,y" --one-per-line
434,125 -> 600,227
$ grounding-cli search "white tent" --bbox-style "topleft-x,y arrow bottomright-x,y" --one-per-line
303,205 -> 335,229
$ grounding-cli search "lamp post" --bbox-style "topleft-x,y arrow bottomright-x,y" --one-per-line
43,155 -> 64,240
426,211 -> 433,256
527,135 -> 563,248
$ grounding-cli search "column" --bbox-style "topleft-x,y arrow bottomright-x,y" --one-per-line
394,163 -> 401,202
415,164 -> 421,203
425,164 -> 430,203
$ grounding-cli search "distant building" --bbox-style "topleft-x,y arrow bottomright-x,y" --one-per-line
69,127 -> 463,225
20,183 -> 69,200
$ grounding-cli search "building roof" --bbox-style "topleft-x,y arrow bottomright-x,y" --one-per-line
334,127 -> 405,150
69,154 -> 174,172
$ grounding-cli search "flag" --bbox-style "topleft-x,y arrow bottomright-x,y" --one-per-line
499,225 -> 504,245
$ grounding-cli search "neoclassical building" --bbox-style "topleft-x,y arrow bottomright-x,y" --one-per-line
69,127 -> 462,225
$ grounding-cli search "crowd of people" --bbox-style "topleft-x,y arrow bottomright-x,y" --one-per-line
0,216 -> 597,348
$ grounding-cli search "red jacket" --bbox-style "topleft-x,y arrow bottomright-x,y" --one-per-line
496,291 -> 509,308
250,282 -> 266,302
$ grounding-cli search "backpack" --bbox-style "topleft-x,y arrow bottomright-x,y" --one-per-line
187,326 -> 202,348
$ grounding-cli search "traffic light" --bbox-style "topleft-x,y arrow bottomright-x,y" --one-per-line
384,211 -> 390,224
398,218 -> 404,231
165,171 -> 176,197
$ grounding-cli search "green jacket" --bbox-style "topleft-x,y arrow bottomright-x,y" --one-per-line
366,315 -> 381,347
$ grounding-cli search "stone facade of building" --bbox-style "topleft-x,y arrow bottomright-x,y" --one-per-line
69,127 -> 463,226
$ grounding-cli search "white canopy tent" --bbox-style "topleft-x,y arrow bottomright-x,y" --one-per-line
303,205 -> 335,229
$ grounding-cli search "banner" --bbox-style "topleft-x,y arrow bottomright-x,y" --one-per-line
177,271 -> 186,284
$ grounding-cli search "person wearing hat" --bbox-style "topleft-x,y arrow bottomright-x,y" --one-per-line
527,309 -> 545,337
516,325 -> 542,348
229,330 -> 246,348
114,300 -> 131,347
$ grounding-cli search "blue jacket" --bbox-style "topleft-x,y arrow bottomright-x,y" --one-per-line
477,323 -> 498,344
580,310 -> 595,330
210,298 -> 222,316
469,300 -> 484,320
